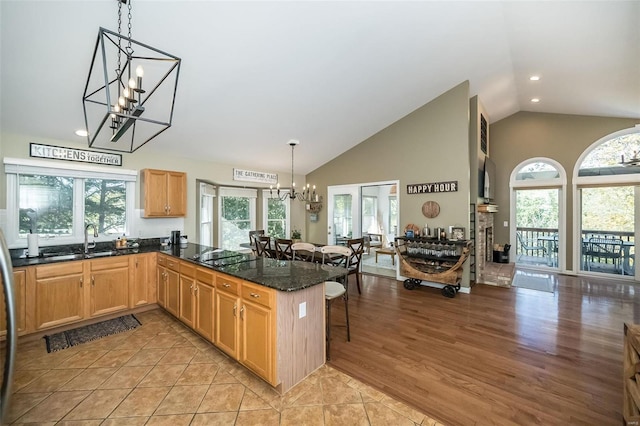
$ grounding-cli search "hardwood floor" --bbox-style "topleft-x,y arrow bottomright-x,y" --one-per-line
327,269 -> 639,425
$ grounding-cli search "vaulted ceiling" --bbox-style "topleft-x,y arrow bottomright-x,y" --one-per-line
1,1 -> 638,174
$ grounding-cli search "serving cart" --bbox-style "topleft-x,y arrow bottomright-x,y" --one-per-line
395,236 -> 472,298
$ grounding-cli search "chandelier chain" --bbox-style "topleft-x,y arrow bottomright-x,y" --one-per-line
116,0 -> 122,79
126,0 -> 133,55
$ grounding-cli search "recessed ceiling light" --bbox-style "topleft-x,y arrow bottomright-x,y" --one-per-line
531,98 -> 540,103
529,75 -> 540,81
75,129 -> 88,137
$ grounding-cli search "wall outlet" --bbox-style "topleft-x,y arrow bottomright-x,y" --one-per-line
503,221 -> 509,227
299,302 -> 306,319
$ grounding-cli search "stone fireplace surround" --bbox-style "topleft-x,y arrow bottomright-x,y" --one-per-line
476,210 -> 514,287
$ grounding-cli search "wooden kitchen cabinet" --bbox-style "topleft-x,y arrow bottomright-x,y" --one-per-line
140,168 -> 187,217
240,281 -> 276,385
195,267 -> 215,342
215,274 -> 241,359
88,257 -> 130,318
178,261 -> 196,328
34,262 -> 84,330
130,253 -> 157,308
0,268 -> 27,336
157,254 -> 168,308
165,257 -> 180,317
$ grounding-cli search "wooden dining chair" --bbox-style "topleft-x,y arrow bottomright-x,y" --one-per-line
255,235 -> 273,258
347,237 -> 365,294
291,242 -> 316,261
248,229 -> 265,255
274,238 -> 293,260
320,245 -> 352,360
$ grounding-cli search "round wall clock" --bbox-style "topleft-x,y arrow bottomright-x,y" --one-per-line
422,201 -> 440,218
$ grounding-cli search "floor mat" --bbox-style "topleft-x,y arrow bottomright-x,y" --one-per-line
511,271 -> 555,293
44,314 -> 141,352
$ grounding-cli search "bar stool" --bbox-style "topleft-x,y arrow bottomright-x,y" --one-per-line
320,245 -> 352,360
291,242 -> 316,261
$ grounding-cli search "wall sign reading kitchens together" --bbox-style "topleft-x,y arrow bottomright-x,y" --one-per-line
30,143 -> 122,166
407,181 -> 458,194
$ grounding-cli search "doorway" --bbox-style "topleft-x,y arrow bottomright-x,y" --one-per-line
327,181 -> 399,279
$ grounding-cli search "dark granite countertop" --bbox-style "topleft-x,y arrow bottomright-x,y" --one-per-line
11,241 -> 346,292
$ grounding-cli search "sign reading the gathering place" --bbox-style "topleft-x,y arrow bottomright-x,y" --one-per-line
233,168 -> 278,184
407,180 -> 458,194
30,143 -> 122,166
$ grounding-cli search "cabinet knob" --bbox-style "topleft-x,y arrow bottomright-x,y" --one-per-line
91,276 -> 95,286
233,304 -> 237,316
79,277 -> 83,288
250,292 -> 260,298
223,283 -> 230,288
240,306 -> 245,319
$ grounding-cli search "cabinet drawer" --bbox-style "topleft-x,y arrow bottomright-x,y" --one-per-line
216,273 -> 240,295
36,261 -> 83,279
89,257 -> 129,271
196,267 -> 216,285
180,261 -> 196,278
166,258 -> 180,272
242,281 -> 275,309
157,254 -> 167,266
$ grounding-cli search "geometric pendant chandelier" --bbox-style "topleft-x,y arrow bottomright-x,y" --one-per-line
82,0 -> 181,153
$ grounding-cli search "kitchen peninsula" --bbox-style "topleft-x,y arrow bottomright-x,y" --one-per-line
8,241 -> 346,393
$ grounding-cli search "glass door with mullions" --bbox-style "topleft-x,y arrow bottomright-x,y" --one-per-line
579,185 -> 635,277
514,188 -> 560,269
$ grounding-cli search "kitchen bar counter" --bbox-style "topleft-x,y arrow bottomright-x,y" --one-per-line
10,240 -> 338,393
11,241 -> 346,292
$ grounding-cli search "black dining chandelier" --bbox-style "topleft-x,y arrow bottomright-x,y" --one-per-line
82,0 -> 181,153
270,140 -> 320,202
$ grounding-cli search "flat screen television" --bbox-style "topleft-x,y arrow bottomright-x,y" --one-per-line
482,156 -> 497,202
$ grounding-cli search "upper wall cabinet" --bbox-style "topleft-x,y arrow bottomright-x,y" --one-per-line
140,169 -> 187,217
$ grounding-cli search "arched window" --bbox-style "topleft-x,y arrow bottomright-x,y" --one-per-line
573,126 -> 640,279
510,158 -> 566,270
578,131 -> 640,176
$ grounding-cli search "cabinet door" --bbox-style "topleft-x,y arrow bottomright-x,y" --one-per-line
131,253 -> 156,307
35,263 -> 84,330
165,268 -> 180,317
89,258 -> 129,317
179,274 -> 196,328
195,279 -> 215,342
166,171 -> 186,217
0,269 -> 27,336
240,299 -> 275,384
157,265 -> 167,308
143,169 -> 169,217
215,290 -> 239,358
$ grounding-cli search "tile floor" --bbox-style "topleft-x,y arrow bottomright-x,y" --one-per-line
4,309 -> 440,425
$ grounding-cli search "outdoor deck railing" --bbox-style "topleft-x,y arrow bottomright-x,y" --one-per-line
515,227 -> 635,274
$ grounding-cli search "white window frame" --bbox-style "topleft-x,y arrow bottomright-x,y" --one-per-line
217,187 -> 257,249
510,157 -> 567,271
199,182 -> 216,247
261,190 -> 290,239
4,157 -> 136,248
572,127 -> 640,279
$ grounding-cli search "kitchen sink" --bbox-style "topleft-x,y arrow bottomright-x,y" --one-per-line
84,250 -> 117,258
45,253 -> 85,261
40,250 -> 117,261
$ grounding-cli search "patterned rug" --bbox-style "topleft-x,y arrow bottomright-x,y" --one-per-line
362,252 -> 396,270
44,314 -> 141,353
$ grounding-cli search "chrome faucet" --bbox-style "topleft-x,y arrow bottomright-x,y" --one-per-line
84,223 -> 98,254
